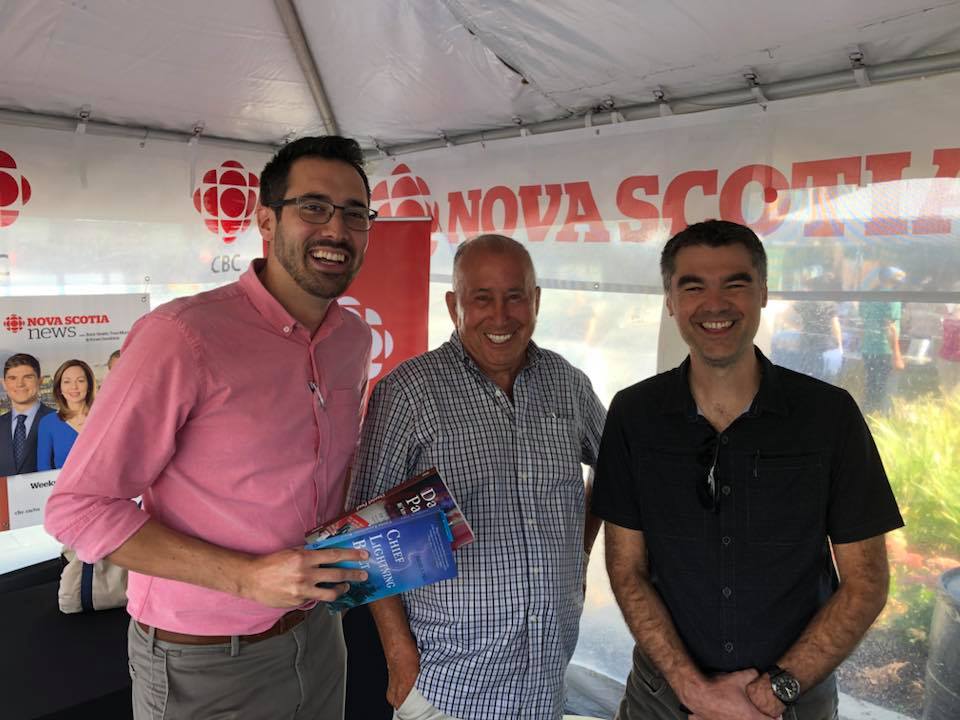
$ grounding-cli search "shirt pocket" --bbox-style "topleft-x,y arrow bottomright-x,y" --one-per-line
530,415 -> 583,495
747,451 -> 826,544
636,447 -> 706,540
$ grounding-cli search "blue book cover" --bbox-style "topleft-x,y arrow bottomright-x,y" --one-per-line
305,507 -> 458,612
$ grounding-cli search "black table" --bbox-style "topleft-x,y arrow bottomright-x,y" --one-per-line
0,574 -> 131,719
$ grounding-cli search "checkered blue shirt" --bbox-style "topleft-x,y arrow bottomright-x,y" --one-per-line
349,333 -> 606,720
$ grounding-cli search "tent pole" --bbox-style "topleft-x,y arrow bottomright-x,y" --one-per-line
0,108 -> 278,154
273,0 -> 340,136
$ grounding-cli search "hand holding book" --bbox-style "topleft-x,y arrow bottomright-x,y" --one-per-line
307,508 -> 458,612
306,468 -> 473,611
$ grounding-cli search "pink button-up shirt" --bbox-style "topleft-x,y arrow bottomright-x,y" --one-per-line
45,261 -> 370,634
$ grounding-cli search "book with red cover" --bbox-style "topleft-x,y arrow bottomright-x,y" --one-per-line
307,467 -> 474,550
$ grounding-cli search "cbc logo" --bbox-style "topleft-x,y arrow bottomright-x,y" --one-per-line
370,163 -> 441,254
193,161 -> 259,244
3,314 -> 24,334
0,151 -> 31,229
339,297 -> 394,380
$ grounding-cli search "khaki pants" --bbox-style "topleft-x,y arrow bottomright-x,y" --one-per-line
394,687 -> 462,720
616,647 -> 839,720
128,610 -> 346,720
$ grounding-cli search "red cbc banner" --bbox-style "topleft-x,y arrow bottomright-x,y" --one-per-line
342,218 -> 431,386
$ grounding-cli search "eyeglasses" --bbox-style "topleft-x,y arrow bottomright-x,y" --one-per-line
270,196 -> 378,231
696,438 -> 721,513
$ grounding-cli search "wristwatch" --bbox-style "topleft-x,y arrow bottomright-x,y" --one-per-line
766,664 -> 801,705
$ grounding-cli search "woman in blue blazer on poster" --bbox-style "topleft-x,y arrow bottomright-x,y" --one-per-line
36,359 -> 95,470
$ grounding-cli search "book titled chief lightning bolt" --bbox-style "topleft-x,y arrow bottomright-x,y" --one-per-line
305,508 -> 458,612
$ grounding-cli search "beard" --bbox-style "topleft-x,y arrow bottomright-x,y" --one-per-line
273,226 -> 364,300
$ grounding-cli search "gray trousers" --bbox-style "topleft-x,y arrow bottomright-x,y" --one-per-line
616,647 -> 839,720
128,610 -> 346,720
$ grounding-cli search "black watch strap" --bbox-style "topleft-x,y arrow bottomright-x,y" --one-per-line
764,664 -> 801,705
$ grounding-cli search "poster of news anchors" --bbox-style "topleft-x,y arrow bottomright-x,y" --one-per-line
0,293 -> 148,531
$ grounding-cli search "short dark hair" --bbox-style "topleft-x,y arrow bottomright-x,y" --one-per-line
52,359 -> 96,419
660,220 -> 767,291
4,353 -> 40,378
259,136 -> 371,215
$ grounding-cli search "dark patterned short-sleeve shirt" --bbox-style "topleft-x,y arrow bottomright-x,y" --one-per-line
592,348 -> 903,673
349,333 -> 606,720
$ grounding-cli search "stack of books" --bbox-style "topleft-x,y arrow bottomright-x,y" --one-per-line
305,468 -> 474,611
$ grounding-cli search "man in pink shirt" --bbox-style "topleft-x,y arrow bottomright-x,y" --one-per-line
45,136 -> 377,720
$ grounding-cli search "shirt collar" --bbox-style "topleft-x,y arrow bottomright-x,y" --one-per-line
239,259 -> 343,340
14,401 -> 41,423
664,346 -> 789,419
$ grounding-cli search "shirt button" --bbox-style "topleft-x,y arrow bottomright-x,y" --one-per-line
721,485 -> 731,496
518,471 -> 527,481
724,642 -> 734,653
722,586 -> 732,598
721,435 -> 729,445
722,536 -> 732,546
318,457 -> 324,465
527,519 -> 537,527
529,615 -> 539,623
282,325 -> 291,334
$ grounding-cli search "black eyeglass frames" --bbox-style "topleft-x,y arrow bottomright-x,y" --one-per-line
270,196 -> 378,231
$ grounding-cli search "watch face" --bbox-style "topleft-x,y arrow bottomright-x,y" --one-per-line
771,672 -> 801,703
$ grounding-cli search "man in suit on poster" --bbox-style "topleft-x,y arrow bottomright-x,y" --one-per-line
0,353 -> 53,476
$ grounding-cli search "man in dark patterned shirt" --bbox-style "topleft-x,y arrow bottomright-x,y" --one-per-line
349,234 -> 606,720
593,220 -> 903,720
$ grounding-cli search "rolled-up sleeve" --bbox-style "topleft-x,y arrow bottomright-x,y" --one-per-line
44,313 -> 204,562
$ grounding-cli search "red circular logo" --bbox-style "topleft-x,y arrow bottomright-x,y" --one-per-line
193,161 -> 259,244
0,151 -> 32,229
339,297 -> 394,380
3,314 -> 25,333
371,164 -> 442,254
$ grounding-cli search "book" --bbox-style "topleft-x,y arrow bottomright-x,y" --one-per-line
306,467 -> 475,551
305,508 -> 458,611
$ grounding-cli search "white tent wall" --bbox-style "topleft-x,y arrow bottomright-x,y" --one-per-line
364,74 -> 960,394
4,72 -> 957,305
0,123 -> 271,303
369,72 -> 960,290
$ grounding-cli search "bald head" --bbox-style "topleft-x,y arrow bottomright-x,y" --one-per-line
452,234 -> 537,296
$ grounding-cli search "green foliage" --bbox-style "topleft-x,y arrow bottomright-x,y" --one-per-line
883,562 -> 937,637
868,392 -> 960,638
868,392 -> 960,555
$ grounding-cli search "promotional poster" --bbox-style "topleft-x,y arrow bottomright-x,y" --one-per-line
0,293 -> 148,531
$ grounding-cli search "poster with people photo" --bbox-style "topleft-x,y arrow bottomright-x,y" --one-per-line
0,294 -> 148,531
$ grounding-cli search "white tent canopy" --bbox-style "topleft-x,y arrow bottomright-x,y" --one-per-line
2,0 -> 960,153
